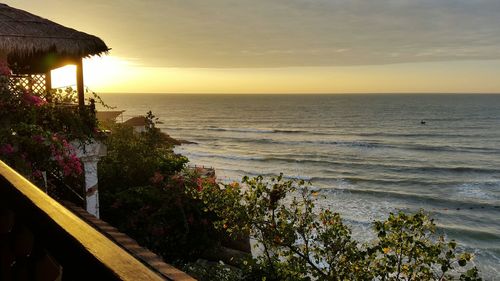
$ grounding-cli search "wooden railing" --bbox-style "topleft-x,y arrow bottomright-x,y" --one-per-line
0,160 -> 179,280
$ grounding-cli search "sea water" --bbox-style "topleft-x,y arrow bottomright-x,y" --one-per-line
99,94 -> 500,278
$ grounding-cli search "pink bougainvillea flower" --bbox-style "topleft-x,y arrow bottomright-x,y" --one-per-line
63,153 -> 83,176
196,177 -> 203,192
171,174 -> 184,185
32,169 -> 43,179
150,171 -> 164,184
205,177 -> 216,185
0,60 -> 11,76
32,135 -> 45,143
23,93 -> 47,107
0,144 -> 14,155
50,138 -> 83,177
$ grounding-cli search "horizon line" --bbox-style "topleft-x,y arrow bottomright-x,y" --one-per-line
96,92 -> 500,95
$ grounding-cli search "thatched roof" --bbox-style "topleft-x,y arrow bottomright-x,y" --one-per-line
0,3 -> 109,73
124,116 -> 148,127
96,111 -> 125,123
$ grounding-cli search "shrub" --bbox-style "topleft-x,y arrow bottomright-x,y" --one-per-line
98,116 -> 221,261
0,60 -> 95,187
191,174 -> 482,281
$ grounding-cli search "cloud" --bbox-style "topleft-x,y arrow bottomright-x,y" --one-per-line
6,0 -> 500,67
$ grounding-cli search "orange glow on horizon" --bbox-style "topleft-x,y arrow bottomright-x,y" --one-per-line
51,57 -> 500,94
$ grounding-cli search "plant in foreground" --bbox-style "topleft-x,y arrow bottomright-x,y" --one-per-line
191,174 -> 481,281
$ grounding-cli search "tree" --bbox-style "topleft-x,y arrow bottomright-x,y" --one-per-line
191,174 -> 481,281
98,120 -> 220,262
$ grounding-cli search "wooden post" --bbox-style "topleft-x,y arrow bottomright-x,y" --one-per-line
45,70 -> 52,101
76,58 -> 85,110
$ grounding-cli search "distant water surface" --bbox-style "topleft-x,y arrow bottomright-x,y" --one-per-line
99,94 -> 500,278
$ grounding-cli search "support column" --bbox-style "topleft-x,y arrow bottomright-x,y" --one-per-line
82,156 -> 100,218
76,58 -> 85,110
45,70 -> 52,102
73,140 -> 107,218
45,70 -> 52,91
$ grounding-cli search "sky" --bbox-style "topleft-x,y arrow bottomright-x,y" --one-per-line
4,0 -> 500,93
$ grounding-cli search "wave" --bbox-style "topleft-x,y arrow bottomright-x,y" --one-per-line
182,149 -> 500,177
162,125 -> 498,140
310,176 -> 495,189
206,127 -> 276,133
320,186 -> 500,209
436,225 -> 500,245
182,151 -> 265,161
166,127 -> 500,154
224,137 -> 500,154
213,169 -> 315,183
162,126 -> 496,141
203,126 -> 329,135
414,166 -> 500,174
340,216 -> 500,246
212,165 -> 500,208
353,132 -> 480,138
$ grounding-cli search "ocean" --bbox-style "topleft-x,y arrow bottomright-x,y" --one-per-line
99,94 -> 500,278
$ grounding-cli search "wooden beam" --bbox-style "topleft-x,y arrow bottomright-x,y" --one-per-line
76,58 -> 85,109
45,70 -> 52,94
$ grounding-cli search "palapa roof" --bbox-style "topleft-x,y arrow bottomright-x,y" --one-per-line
0,3 -> 109,73
124,116 -> 148,127
96,111 -> 125,123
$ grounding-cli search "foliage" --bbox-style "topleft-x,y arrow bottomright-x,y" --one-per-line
183,260 -> 244,281
98,118 -> 222,261
368,211 -> 478,280
190,174 -> 482,281
0,60 -> 96,185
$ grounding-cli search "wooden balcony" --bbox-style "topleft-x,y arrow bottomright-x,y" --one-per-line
0,160 -> 195,281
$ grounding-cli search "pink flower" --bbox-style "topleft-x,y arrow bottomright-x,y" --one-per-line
50,139 -> 83,177
171,175 -> 184,185
0,144 -> 14,155
62,153 -> 83,176
196,177 -> 203,192
32,135 -> 45,143
32,170 -> 43,179
205,177 -> 216,185
23,93 -> 47,107
0,60 -> 11,76
150,171 -> 164,184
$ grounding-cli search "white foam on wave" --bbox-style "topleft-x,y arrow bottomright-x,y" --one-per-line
207,127 -> 276,133
311,186 -> 398,241
455,182 -> 497,200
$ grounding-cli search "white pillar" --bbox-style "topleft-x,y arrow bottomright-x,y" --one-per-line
82,156 -> 100,218
73,140 -> 106,218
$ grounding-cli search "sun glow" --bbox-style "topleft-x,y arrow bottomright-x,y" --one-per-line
50,65 -> 76,89
50,58 -> 500,94
50,56 -> 134,91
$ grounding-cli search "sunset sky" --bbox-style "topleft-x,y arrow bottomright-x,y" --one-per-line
5,0 -> 500,93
